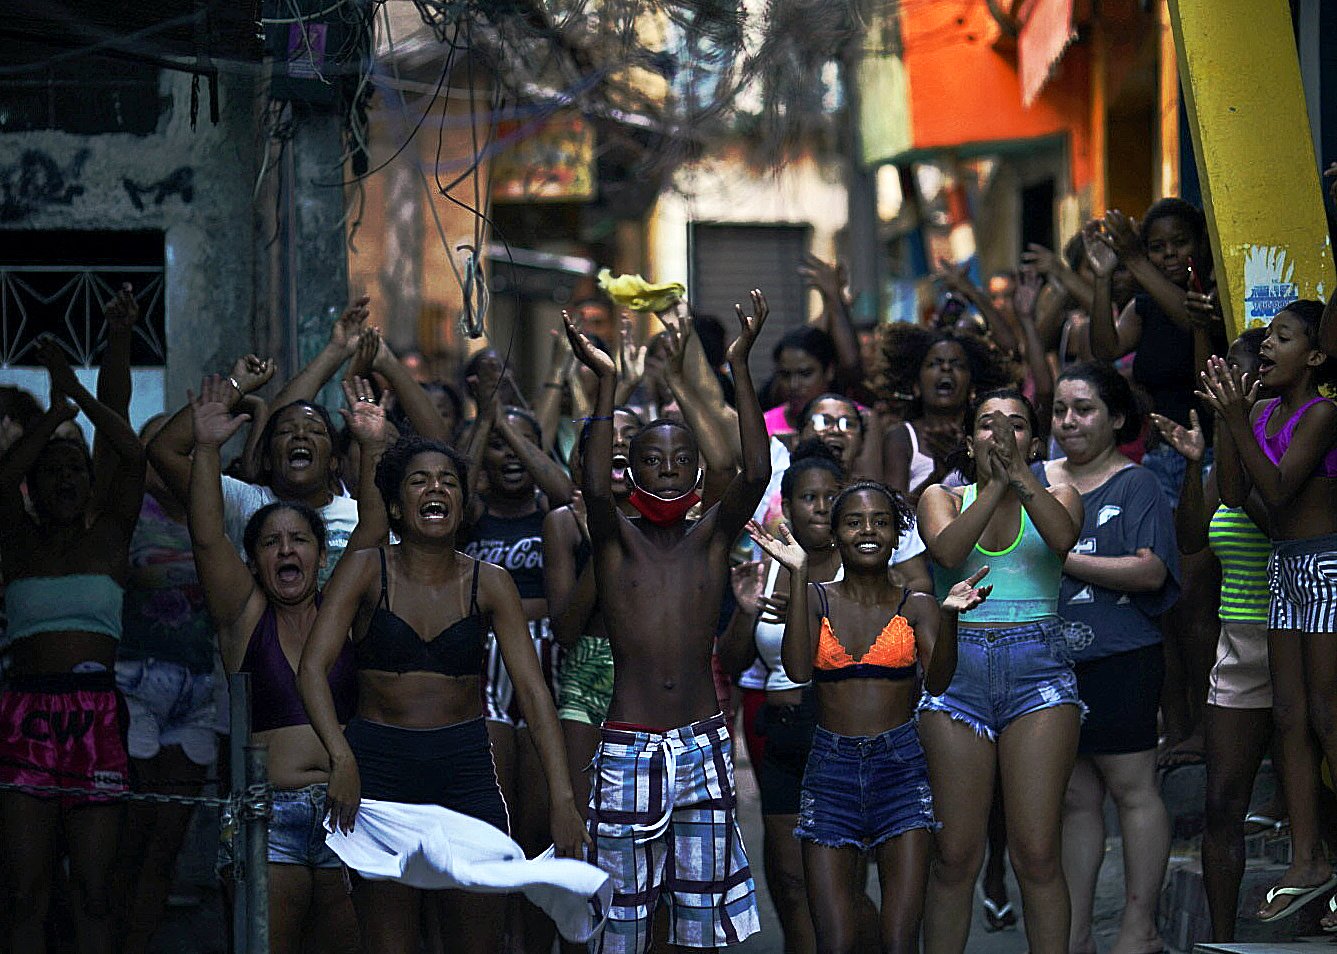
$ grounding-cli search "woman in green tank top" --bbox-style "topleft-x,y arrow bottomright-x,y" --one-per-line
1154,328 -> 1277,941
917,388 -> 1085,954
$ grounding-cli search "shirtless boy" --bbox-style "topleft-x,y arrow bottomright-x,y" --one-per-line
563,292 -> 771,953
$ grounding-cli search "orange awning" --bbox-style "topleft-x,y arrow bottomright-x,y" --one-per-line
1019,0 -> 1079,106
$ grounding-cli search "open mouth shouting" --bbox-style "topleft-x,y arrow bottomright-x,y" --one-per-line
275,561 -> 304,586
419,500 -> 450,522
287,446 -> 314,470
611,454 -> 629,484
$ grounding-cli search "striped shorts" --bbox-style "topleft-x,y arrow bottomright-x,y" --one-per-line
1268,534 -> 1337,634
482,618 -> 562,728
588,712 -> 759,953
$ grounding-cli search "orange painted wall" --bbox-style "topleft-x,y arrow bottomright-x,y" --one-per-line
901,0 -> 1094,191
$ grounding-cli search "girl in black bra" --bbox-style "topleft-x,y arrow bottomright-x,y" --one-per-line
299,435 -> 586,954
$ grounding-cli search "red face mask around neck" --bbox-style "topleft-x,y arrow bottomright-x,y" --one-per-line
628,485 -> 700,526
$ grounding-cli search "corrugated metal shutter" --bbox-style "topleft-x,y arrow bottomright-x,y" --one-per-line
689,223 -> 811,382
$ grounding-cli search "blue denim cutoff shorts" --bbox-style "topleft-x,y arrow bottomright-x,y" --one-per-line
794,720 -> 940,850
917,620 -> 1085,741
269,784 -> 343,867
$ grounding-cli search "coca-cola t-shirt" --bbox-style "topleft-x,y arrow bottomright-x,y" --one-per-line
462,509 -> 546,599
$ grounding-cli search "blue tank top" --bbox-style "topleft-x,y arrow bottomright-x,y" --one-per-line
933,484 -> 1063,623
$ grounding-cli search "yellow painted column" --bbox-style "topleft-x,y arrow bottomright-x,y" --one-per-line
1168,0 -> 1333,336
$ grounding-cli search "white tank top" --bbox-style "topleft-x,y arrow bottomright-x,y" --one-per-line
906,422 -> 936,493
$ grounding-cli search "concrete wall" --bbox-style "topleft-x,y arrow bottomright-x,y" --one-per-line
650,147 -> 848,321
0,67 -> 262,426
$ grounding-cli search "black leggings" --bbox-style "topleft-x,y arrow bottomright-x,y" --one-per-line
344,716 -> 509,833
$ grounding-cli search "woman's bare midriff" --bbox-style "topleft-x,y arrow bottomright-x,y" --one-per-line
817,679 -> 918,738
7,631 -> 118,676
355,671 -> 484,728
255,724 -> 337,790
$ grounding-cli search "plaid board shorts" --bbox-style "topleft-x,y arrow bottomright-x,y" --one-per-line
587,712 -> 760,952
1268,534 -> 1337,634
482,618 -> 562,727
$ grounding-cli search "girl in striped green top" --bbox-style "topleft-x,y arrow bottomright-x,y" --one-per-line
1152,327 -> 1275,942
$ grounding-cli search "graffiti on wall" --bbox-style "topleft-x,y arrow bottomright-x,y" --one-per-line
0,149 -> 89,222
122,167 -> 195,211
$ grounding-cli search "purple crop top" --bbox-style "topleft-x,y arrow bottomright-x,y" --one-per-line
239,595 -> 357,734
1253,397 -> 1337,478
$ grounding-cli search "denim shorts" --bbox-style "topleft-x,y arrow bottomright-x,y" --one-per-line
269,784 -> 343,868
917,620 -> 1085,741
794,720 -> 939,850
115,658 -> 218,766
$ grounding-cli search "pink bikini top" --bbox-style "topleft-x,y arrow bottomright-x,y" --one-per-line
1252,397 -> 1337,478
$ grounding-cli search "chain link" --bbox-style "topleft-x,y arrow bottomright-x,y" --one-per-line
0,778 -> 255,809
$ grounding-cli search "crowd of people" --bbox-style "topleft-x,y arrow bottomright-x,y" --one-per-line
1,192 -> 1336,954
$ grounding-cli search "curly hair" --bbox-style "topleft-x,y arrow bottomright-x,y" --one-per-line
780,439 -> 845,500
831,479 -> 915,545
877,324 -> 1012,414
373,435 -> 470,534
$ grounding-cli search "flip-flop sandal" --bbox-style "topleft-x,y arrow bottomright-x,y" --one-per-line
1243,812 -> 1289,835
1258,874 -> 1337,923
977,885 -> 1016,932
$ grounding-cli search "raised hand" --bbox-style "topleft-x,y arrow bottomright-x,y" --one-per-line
942,565 -> 991,614
1021,243 -> 1059,275
562,310 -> 616,378
757,591 -> 790,625
1013,264 -> 1043,319
934,258 -> 973,294
619,315 -> 647,383
727,289 -> 769,364
339,376 -> 387,448
1150,409 -> 1205,462
1184,288 -> 1222,328
228,354 -> 276,395
1102,210 -> 1143,261
1196,355 -> 1257,423
330,296 -> 371,356
731,560 -> 765,615
661,305 -> 695,382
1082,221 -> 1119,277
798,253 -> 847,302
349,326 -> 380,378
921,419 -> 963,465
191,374 -> 250,447
34,335 -> 81,396
103,282 -> 139,333
747,519 -> 806,572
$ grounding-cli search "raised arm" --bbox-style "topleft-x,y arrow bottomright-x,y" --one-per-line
800,254 -> 864,388
187,377 -> 264,663
1013,266 -> 1055,420
148,354 -> 275,501
1152,410 -> 1209,554
481,563 -> 590,857
0,389 -> 76,532
1084,224 -> 1139,362
917,464 -> 1006,570
297,547 -> 376,834
1103,210 -> 1202,332
749,522 -> 814,684
563,311 -> 621,548
1199,357 -> 1334,510
662,309 -> 740,474
713,290 -> 772,541
339,377 -> 389,552
1023,243 -> 1094,315
493,410 -> 574,507
370,332 -> 451,442
534,330 -> 575,454
717,560 -> 764,678
35,338 -> 144,524
98,283 -> 136,420
936,260 -> 1020,355
270,296 -> 368,409
986,427 -> 1082,555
